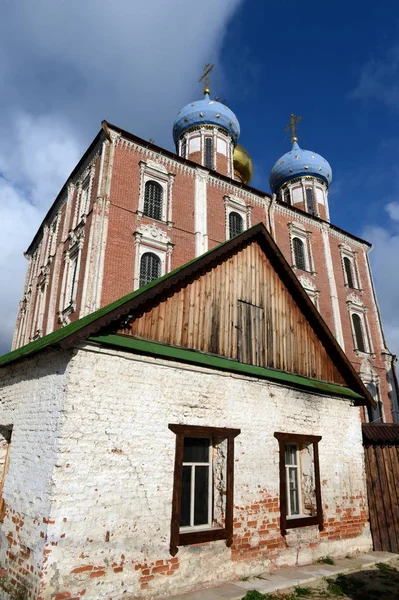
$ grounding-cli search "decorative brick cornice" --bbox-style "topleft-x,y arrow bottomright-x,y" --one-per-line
117,137 -> 195,176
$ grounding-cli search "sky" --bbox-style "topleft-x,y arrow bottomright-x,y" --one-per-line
0,0 -> 399,356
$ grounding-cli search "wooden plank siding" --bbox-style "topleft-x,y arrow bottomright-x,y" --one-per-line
364,443 -> 399,553
118,242 -> 345,384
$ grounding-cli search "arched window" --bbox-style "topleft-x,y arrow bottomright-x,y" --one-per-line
144,181 -> 163,220
205,138 -> 213,169
284,188 -> 291,205
352,313 -> 366,352
343,256 -> 355,288
306,188 -> 315,215
139,252 -> 161,287
293,237 -> 306,270
229,212 -> 244,239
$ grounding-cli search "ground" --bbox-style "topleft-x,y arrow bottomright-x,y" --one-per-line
241,557 -> 399,600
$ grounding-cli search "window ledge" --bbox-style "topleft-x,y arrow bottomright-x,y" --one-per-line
178,527 -> 227,547
285,515 -> 321,530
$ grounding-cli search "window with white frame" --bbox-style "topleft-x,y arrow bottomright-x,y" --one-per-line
139,252 -> 161,287
351,312 -> 367,353
275,432 -> 323,535
283,188 -> 291,205
289,223 -> 313,274
133,224 -> 173,290
298,276 -> 319,309
340,246 -> 360,290
143,181 -> 163,221
79,178 -> 91,218
224,195 -> 250,241
60,247 -> 81,314
138,161 -> 174,224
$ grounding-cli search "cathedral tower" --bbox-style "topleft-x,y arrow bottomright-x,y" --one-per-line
269,114 -> 332,221
172,65 -> 240,178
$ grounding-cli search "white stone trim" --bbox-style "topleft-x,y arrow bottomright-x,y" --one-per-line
194,168 -> 208,257
133,224 -> 173,290
298,275 -> 320,310
321,225 -> 345,349
347,296 -> 374,357
224,195 -> 251,239
288,222 -> 315,274
339,244 -> 362,291
137,160 -> 175,225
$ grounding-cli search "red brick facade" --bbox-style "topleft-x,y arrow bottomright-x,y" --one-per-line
12,121 -> 399,424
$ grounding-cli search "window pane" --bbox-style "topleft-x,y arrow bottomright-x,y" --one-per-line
285,444 -> 297,465
229,212 -> 244,239
306,188 -> 315,215
293,237 -> 306,270
183,438 -> 209,463
352,313 -> 366,352
344,257 -> 355,288
180,466 -> 191,526
143,181 -> 163,220
194,465 -> 209,525
288,467 -> 300,515
139,252 -> 161,287
205,138 -> 213,169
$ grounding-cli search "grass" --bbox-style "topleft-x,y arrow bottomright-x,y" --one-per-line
241,586 -> 313,600
317,556 -> 335,565
375,562 -> 398,572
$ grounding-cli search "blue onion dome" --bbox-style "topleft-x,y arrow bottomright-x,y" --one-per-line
269,140 -> 332,194
173,93 -> 240,146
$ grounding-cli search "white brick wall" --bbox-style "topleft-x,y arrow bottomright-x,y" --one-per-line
0,343 -> 372,599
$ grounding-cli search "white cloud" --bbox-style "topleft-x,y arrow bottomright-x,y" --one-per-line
362,204 -> 399,357
351,46 -> 399,110
0,0 -> 244,354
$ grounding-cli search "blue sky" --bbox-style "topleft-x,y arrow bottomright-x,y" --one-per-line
0,0 -> 399,355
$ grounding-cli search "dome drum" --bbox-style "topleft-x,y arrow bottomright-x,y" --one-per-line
173,94 -> 240,147
269,141 -> 332,195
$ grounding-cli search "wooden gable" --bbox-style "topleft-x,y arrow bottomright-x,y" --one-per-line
118,240 -> 345,385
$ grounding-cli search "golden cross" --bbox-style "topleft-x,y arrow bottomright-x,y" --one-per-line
285,113 -> 302,142
199,63 -> 215,95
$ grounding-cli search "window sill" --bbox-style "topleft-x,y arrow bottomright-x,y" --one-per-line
179,527 -> 227,546
285,515 -> 321,530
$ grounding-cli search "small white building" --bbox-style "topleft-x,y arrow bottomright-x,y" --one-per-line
0,224 -> 374,600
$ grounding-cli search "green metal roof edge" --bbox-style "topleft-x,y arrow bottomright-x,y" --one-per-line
0,232 -> 240,369
87,333 -> 365,402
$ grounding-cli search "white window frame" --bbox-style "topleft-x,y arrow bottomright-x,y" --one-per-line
133,224 -> 173,290
339,245 -> 361,290
347,295 -> 373,355
58,239 -> 83,323
180,438 -> 213,532
224,195 -> 251,240
138,160 -> 175,225
288,223 -> 314,274
298,276 -> 320,310
285,443 -> 302,518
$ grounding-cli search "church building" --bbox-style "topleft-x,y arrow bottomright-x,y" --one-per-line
0,70 -> 396,599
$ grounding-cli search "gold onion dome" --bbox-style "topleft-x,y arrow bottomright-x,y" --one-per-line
233,144 -> 253,185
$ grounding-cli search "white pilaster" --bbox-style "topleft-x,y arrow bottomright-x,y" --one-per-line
194,168 -> 208,257
321,224 -> 345,348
